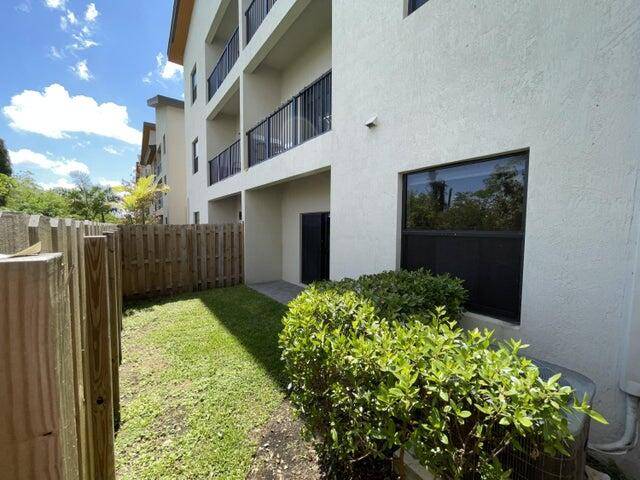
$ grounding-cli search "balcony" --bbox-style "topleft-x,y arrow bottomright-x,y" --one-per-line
245,0 -> 277,44
247,71 -> 331,167
208,28 -> 240,101
209,140 -> 241,185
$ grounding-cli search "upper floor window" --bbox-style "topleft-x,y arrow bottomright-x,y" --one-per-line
191,65 -> 198,104
402,151 -> 528,323
163,134 -> 166,152
192,138 -> 199,174
193,211 -> 200,225
408,0 -> 429,15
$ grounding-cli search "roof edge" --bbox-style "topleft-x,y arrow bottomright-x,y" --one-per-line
147,95 -> 185,109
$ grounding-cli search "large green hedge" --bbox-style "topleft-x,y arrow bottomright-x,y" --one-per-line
314,269 -> 467,321
279,272 -> 604,479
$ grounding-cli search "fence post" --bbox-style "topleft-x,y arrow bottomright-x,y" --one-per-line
0,253 -> 79,480
84,236 -> 115,480
104,232 -> 121,431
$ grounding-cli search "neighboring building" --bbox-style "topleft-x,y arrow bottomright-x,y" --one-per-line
167,0 -> 640,473
139,97 -> 188,224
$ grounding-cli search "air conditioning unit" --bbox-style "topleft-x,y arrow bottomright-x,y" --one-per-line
402,359 -> 596,480
497,358 -> 596,480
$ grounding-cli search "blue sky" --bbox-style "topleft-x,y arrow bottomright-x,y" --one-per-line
0,0 -> 183,189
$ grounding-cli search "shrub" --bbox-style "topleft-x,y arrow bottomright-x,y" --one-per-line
280,288 -> 605,480
314,269 -> 467,321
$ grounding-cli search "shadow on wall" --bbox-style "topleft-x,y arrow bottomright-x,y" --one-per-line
124,286 -> 289,388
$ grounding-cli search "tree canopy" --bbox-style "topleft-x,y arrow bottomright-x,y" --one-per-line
0,138 -> 11,177
114,175 -> 170,224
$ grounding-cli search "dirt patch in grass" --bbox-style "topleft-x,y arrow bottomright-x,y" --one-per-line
247,401 -> 321,480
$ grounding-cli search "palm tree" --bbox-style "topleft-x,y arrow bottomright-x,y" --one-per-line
64,172 -> 119,222
114,175 -> 170,224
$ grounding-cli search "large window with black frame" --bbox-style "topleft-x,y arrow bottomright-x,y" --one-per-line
401,151 -> 528,323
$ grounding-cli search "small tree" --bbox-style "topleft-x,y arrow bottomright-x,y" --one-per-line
63,172 -> 119,222
0,139 -> 12,177
114,175 -> 169,224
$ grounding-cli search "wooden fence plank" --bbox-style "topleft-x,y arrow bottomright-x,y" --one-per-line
84,236 -> 115,480
0,253 -> 79,480
104,232 -> 120,431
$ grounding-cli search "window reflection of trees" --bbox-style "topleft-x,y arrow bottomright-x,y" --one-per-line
406,161 -> 525,232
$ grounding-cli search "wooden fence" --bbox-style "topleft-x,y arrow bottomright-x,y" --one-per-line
120,223 -> 244,299
0,212 -> 122,480
0,215 -> 244,479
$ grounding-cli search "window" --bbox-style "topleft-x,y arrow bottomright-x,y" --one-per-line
408,0 -> 429,14
193,211 -> 200,225
191,65 -> 197,104
402,152 -> 528,322
163,134 -> 166,153
192,138 -> 199,174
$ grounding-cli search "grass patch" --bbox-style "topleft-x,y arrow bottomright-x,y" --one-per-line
115,286 -> 288,479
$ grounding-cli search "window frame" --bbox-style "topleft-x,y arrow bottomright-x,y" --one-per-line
407,0 -> 429,15
401,151 -> 529,323
190,65 -> 198,104
192,138 -> 199,174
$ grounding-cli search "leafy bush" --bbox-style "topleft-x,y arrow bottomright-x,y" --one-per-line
280,288 -> 605,480
314,269 -> 467,321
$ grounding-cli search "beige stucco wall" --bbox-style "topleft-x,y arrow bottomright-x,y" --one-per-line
280,171 -> 330,285
208,194 -> 241,224
155,104 -> 188,224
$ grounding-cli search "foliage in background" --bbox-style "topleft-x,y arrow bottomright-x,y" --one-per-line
0,139 -> 11,177
62,172 -> 119,222
0,173 -> 74,217
280,283 -> 605,480
115,175 -> 170,224
314,269 -> 467,321
0,171 -> 120,221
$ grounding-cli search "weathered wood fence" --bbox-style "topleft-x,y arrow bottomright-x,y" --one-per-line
120,223 -> 244,299
0,215 -> 244,479
0,212 -> 122,480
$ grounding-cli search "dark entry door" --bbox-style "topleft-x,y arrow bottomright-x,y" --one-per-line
301,212 -> 330,284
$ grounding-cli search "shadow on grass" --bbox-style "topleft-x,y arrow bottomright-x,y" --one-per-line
124,285 -> 290,388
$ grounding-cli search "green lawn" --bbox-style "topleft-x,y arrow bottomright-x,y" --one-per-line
115,286 -> 288,479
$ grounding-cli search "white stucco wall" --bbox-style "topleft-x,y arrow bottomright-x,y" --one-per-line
281,171 -> 331,284
180,0 -> 640,473
328,0 -> 640,472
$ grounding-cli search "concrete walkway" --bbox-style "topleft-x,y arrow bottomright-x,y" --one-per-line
249,281 -> 304,305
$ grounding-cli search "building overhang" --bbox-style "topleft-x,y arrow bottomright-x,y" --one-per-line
167,0 -> 195,66
147,95 -> 185,110
140,122 -> 157,166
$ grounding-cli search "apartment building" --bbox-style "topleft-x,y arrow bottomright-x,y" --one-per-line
167,0 -> 640,473
138,96 -> 188,224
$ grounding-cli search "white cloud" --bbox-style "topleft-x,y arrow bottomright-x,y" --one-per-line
66,9 -> 77,24
142,71 -> 153,84
15,1 -> 32,13
49,46 -> 64,59
60,15 -> 68,30
103,146 -> 121,155
156,52 -> 183,80
10,149 -> 90,176
3,84 -> 142,145
72,59 -> 92,81
44,0 -> 65,9
69,33 -> 98,50
85,3 -> 99,22
40,178 -> 76,190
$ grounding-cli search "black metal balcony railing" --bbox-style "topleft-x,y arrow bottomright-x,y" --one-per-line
245,0 -> 277,44
209,140 -> 241,185
207,27 -> 240,101
247,71 -> 331,167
